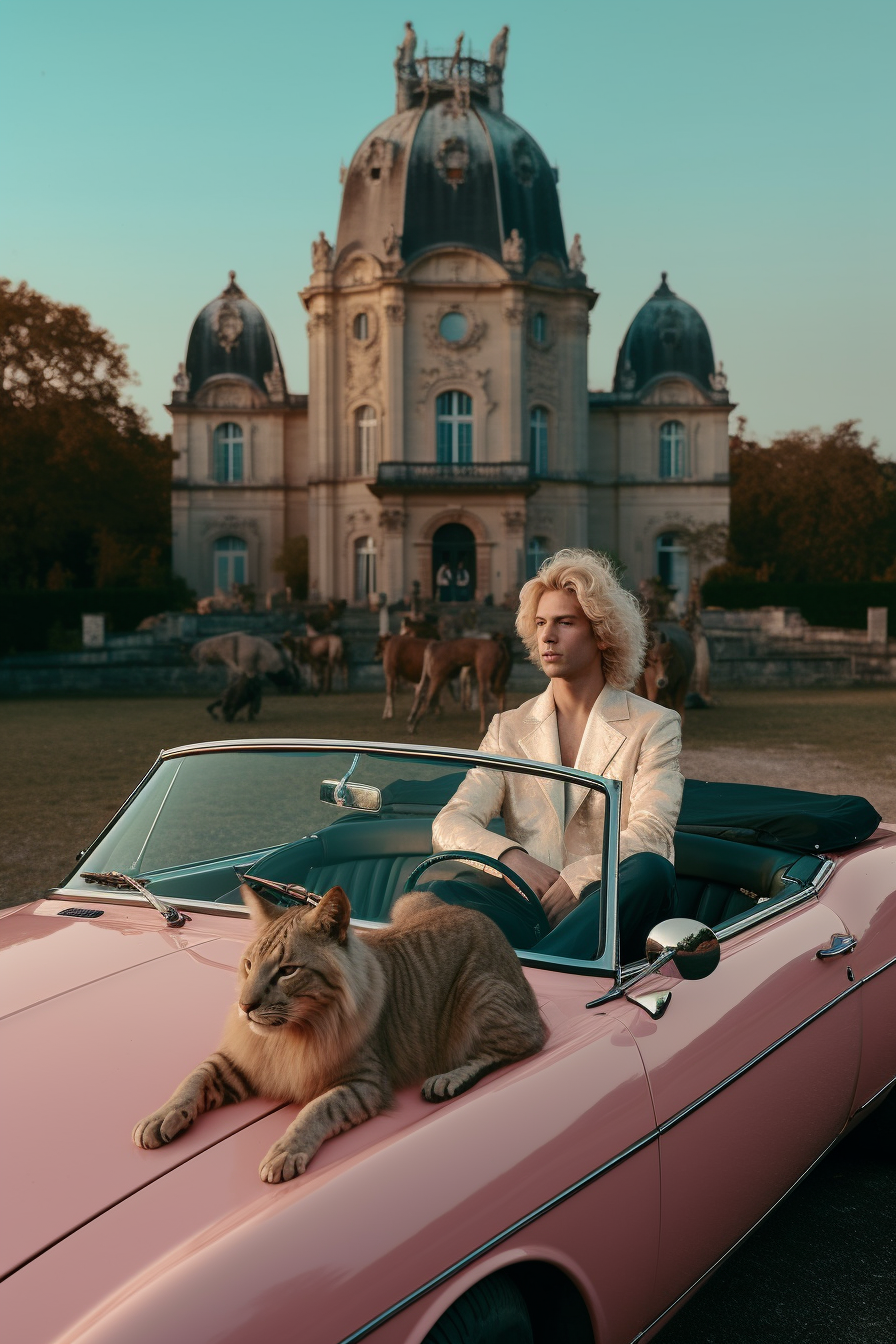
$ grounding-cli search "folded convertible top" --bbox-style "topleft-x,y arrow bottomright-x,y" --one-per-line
678,780 -> 881,853
381,773 -> 881,854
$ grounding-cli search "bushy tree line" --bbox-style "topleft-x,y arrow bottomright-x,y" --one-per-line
711,419 -> 896,584
0,278 -> 174,589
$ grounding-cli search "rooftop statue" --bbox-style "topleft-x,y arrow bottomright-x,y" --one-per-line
568,233 -> 585,274
396,21 -> 416,70
502,228 -> 525,269
311,232 -> 333,273
489,25 -> 509,71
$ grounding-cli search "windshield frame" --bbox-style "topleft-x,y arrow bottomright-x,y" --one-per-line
54,737 -> 623,979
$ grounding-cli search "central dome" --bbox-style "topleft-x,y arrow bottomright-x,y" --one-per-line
335,44 -> 568,273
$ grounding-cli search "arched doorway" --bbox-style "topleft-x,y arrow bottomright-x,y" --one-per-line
432,523 -> 475,602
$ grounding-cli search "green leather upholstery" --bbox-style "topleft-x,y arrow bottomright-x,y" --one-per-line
234,817 -> 824,932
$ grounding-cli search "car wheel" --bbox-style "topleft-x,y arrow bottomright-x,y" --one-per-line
423,1274 -> 534,1344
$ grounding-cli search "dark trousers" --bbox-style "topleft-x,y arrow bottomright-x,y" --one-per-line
426,852 -> 676,964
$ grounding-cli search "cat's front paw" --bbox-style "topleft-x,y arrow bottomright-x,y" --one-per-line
133,1105 -> 192,1149
259,1138 -> 310,1183
422,1072 -> 465,1102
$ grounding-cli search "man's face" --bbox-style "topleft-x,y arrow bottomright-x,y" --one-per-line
535,588 -> 605,680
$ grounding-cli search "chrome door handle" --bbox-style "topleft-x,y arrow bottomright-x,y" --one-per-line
817,934 -> 858,959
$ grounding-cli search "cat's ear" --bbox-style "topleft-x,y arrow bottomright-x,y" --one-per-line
239,882 -> 283,928
310,886 -> 351,944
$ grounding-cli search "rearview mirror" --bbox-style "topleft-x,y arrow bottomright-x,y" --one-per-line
645,917 -> 721,981
320,780 -> 382,812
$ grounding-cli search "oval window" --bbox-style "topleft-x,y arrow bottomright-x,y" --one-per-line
439,312 -> 468,343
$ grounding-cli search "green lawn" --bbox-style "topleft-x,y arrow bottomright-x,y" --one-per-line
3,686 -> 894,907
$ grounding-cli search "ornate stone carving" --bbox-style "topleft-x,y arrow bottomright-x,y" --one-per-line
172,363 -> 190,402
306,310 -> 333,337
502,508 -> 526,533
424,304 -> 485,352
346,343 -> 381,400
502,229 -> 526,269
379,508 -> 407,534
473,367 -> 496,415
503,304 -> 526,326
213,301 -> 243,353
263,366 -> 285,401
489,25 -> 509,70
382,224 -> 403,274
709,362 -> 728,393
568,233 -> 585,274
396,21 -> 416,69
202,514 -> 260,539
384,301 -> 406,325
311,232 -> 333,272
435,136 -> 470,189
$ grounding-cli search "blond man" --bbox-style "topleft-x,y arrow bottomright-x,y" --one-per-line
431,548 -> 682,961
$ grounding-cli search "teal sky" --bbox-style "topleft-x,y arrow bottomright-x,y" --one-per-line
2,0 -> 893,451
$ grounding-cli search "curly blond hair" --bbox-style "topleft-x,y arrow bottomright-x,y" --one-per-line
516,548 -> 647,689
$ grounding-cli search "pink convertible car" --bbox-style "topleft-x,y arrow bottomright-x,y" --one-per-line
3,738 -> 895,1344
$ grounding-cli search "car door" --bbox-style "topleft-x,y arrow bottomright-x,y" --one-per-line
625,895 -> 861,1317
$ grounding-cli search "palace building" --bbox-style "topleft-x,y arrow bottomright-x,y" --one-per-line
169,28 -> 732,607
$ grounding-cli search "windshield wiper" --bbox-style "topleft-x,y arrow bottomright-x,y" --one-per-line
80,871 -> 191,928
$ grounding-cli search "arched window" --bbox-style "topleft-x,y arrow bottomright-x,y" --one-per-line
659,420 -> 687,478
526,536 -> 551,580
355,405 -> 378,476
213,423 -> 243,482
656,532 -> 689,602
529,406 -> 549,476
354,536 -> 377,602
214,536 -> 247,593
531,312 -> 546,343
436,391 -> 473,464
353,312 -> 368,341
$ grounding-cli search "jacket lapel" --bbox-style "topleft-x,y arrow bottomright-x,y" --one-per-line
517,688 -> 564,834
564,686 -> 630,829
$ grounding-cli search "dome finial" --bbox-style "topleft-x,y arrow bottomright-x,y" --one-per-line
654,271 -> 673,297
222,270 -> 245,298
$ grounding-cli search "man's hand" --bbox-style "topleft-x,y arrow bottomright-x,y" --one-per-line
500,848 -> 560,899
541,876 -> 578,928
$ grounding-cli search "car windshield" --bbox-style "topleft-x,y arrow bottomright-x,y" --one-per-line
64,744 -> 618,972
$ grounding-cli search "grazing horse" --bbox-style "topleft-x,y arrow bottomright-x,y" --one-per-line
206,674 -> 263,723
635,622 -> 695,719
407,634 -> 512,735
191,633 -> 300,692
282,632 -> 348,694
375,634 -> 435,720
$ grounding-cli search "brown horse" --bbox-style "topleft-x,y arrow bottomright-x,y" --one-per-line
407,634 -> 512,735
635,623 -> 695,719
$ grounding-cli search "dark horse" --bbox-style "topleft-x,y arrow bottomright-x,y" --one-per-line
635,622 -> 695,719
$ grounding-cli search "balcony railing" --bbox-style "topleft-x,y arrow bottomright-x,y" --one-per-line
373,461 -> 535,493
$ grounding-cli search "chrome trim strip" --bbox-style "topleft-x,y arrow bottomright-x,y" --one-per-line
336,1130 -> 660,1344
858,949 -> 896,985
715,858 -> 836,944
659,978 -> 862,1135
46,891 -> 250,918
852,1071 -> 896,1117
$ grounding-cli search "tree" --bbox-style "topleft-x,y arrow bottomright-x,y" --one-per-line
722,419 -> 896,583
0,278 -> 173,589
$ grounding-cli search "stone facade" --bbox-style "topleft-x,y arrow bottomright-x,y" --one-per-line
168,34 -> 731,608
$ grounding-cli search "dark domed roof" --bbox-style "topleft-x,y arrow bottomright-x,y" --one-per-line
613,274 -> 716,395
185,273 -> 287,398
335,58 -> 569,273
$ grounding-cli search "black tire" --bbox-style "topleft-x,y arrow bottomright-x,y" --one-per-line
423,1274 -> 534,1344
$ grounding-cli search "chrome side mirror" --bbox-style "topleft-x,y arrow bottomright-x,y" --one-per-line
645,917 -> 721,982
585,916 -> 720,1013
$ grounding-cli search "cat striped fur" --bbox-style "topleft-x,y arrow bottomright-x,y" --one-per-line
133,884 -> 546,1183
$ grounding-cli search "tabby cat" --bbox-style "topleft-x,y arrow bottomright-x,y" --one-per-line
133,884 -> 546,1183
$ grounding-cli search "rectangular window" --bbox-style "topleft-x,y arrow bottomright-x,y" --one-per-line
437,420 -> 454,464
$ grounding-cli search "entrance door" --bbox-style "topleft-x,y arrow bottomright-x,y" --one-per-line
432,523 -> 475,602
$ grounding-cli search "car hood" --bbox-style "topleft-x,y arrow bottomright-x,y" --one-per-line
0,898 -> 285,1282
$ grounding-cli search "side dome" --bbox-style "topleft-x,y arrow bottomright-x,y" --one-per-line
184,273 -> 287,399
613,274 -> 716,395
334,43 -> 569,273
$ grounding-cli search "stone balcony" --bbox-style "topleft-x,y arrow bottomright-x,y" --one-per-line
370,461 -> 538,496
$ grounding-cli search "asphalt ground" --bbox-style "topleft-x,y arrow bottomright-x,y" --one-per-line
2,688 -> 895,1338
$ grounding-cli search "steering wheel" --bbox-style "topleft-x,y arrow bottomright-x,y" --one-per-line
403,850 -> 551,942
